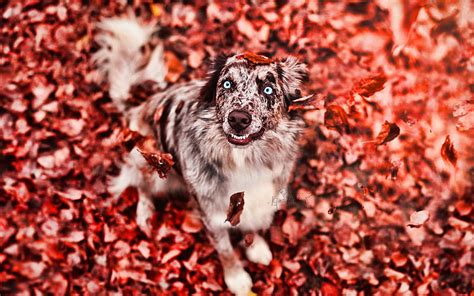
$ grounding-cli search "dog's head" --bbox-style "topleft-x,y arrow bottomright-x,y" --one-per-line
200,53 -> 307,146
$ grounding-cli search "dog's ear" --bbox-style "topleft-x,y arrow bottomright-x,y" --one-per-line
277,56 -> 308,108
200,54 -> 229,104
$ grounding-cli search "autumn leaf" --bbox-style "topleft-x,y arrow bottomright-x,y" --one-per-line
324,105 -> 349,134
129,80 -> 160,105
440,135 -> 458,168
118,129 -> 146,152
236,52 -> 275,64
353,73 -> 387,97
407,210 -> 430,228
165,51 -> 185,83
374,121 -> 400,145
136,147 -> 174,178
288,93 -> 325,112
225,192 -> 245,226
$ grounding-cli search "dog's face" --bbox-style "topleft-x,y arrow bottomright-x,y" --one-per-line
200,53 -> 307,146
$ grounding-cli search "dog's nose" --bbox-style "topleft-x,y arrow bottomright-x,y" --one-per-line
228,110 -> 252,132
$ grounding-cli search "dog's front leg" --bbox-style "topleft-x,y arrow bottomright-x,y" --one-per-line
207,225 -> 253,296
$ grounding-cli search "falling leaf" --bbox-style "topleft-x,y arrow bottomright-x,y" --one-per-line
407,210 -> 430,228
288,94 -> 322,112
440,135 -> 458,168
374,121 -> 400,145
136,147 -> 174,178
225,192 -> 245,226
118,129 -> 146,152
236,52 -> 275,65
324,105 -> 349,134
353,73 -> 387,97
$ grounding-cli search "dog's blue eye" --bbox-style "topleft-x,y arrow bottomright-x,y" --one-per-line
223,81 -> 232,89
263,86 -> 273,95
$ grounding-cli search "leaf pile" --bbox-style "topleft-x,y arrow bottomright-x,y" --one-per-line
1,1 -> 473,295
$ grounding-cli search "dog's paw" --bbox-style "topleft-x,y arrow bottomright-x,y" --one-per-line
245,235 -> 272,266
136,197 -> 155,237
224,267 -> 253,296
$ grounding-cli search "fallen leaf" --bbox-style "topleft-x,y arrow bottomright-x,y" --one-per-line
181,212 -> 203,233
353,73 -> 387,97
440,135 -> 458,168
165,51 -> 185,83
407,210 -> 430,228
374,121 -> 400,145
225,192 -> 245,226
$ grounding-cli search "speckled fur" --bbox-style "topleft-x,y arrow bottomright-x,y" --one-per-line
94,18 -> 307,296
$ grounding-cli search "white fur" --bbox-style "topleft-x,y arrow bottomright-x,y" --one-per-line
92,18 -> 167,111
223,267 -> 253,296
136,188 -> 155,237
245,234 -> 273,265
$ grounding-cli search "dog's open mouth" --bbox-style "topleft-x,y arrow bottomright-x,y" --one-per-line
226,129 -> 264,146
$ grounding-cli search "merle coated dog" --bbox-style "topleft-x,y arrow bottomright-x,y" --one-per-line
93,17 -> 307,295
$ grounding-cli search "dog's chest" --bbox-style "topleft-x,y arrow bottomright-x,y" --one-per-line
224,149 -> 281,231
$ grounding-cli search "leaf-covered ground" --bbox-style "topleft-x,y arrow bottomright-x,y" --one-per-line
1,1 -> 473,295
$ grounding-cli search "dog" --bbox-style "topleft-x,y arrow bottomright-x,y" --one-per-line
93,17 -> 307,295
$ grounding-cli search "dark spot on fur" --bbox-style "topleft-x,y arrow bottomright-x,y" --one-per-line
202,162 -> 224,182
175,101 -> 185,115
267,95 -> 275,110
159,98 -> 174,153
199,54 -> 229,104
266,73 -> 276,83
276,64 -> 284,80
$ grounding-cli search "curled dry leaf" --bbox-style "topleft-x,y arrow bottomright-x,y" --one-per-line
353,73 -> 387,97
324,105 -> 349,134
407,210 -> 430,228
136,147 -> 174,178
236,52 -> 275,65
225,192 -> 245,226
118,129 -> 145,152
440,135 -> 458,168
375,121 -> 400,145
288,94 -> 322,112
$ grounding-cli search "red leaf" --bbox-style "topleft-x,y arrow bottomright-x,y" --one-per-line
181,212 -> 203,233
129,80 -> 160,105
236,52 -> 275,65
118,129 -> 146,152
225,192 -> 245,226
374,121 -> 400,145
321,280 -> 340,296
136,147 -> 174,178
353,73 -> 387,97
288,94 -> 322,112
324,105 -> 349,134
440,135 -> 458,168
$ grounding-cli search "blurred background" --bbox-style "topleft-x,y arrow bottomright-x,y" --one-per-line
1,1 -> 473,295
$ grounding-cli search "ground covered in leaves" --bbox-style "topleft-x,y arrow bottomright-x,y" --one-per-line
1,1 -> 473,295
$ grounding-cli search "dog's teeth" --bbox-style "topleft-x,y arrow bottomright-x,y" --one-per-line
230,134 -> 248,140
